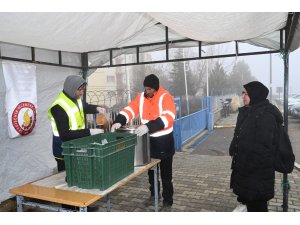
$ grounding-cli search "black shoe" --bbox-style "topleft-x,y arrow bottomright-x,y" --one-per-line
61,204 -> 77,211
160,202 -> 173,212
163,199 -> 173,206
144,194 -> 161,207
87,205 -> 99,212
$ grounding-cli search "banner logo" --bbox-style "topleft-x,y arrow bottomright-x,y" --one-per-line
12,102 -> 36,135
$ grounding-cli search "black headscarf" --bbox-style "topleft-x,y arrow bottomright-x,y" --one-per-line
243,81 -> 269,106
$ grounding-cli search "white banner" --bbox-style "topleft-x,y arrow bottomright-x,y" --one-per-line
2,61 -> 37,138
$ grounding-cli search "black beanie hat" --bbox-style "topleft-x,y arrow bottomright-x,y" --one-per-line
243,81 -> 269,106
143,74 -> 159,91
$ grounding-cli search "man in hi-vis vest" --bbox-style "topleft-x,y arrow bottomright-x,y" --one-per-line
48,75 -> 104,172
111,74 -> 176,210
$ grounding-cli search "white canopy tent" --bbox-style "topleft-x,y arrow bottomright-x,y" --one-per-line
0,12 -> 298,53
0,12 -> 299,204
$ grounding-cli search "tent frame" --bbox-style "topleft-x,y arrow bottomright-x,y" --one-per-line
0,36 -> 281,70
1,12 -> 299,212
0,48 -> 82,69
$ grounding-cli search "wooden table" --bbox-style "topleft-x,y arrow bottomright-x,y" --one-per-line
10,159 -> 160,212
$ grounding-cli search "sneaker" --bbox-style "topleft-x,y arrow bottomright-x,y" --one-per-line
232,203 -> 247,212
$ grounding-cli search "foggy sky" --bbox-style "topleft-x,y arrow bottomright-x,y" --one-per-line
242,48 -> 300,95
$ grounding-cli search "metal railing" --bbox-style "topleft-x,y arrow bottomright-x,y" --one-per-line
86,90 -> 213,151
173,96 -> 212,150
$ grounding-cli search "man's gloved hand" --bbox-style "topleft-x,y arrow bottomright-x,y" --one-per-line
135,125 -> 149,136
90,128 -> 103,135
111,123 -> 121,132
97,107 -> 106,114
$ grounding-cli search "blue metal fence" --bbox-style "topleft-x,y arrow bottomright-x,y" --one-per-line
173,96 -> 212,151
87,92 -> 212,152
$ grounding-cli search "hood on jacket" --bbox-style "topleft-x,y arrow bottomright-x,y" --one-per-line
63,75 -> 86,99
265,103 -> 284,124
243,81 -> 269,106
250,99 -> 284,124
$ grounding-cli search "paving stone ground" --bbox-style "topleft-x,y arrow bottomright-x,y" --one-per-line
97,111 -> 300,212
1,112 -> 300,212
95,151 -> 300,212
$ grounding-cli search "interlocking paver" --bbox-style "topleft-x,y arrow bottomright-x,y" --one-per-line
92,112 -> 300,212
2,112 -> 299,212
91,151 -> 300,212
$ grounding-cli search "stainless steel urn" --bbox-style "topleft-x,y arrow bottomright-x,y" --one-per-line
116,125 -> 151,166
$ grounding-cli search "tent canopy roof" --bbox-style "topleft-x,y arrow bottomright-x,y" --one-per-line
0,12 -> 299,54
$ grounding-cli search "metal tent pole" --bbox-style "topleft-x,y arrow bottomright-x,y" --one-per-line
282,25 -> 290,211
81,53 -> 89,126
282,50 -> 289,212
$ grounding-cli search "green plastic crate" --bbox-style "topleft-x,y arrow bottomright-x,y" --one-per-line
62,132 -> 136,190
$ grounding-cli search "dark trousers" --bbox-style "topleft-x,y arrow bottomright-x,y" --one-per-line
55,158 -> 65,172
237,196 -> 268,212
148,155 -> 174,205
246,200 -> 268,212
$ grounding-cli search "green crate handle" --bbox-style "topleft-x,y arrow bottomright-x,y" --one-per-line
76,149 -> 88,153
91,144 -> 136,158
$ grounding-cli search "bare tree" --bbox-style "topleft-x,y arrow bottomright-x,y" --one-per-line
189,60 -> 206,96
228,60 -> 257,94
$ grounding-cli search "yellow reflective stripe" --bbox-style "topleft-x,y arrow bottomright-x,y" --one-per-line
119,111 -> 130,123
71,107 -> 79,113
160,115 -> 169,128
50,119 -> 59,136
76,99 -> 85,129
124,106 -> 135,119
158,93 -> 166,115
139,93 -> 144,120
78,98 -> 83,110
54,98 -> 78,130
48,92 -> 85,137
141,118 -> 149,124
162,110 -> 176,119
150,127 -> 173,137
55,156 -> 64,160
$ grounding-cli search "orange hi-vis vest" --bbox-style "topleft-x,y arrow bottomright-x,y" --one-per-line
119,87 -> 176,137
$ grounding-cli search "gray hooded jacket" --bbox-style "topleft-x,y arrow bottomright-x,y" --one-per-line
63,75 -> 86,99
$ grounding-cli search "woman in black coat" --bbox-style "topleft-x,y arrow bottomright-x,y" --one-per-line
229,81 -> 283,212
